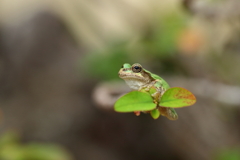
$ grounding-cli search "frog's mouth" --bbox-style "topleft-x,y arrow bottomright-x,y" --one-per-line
118,73 -> 145,82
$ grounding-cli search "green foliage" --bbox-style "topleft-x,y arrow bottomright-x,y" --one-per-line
82,45 -> 131,80
133,12 -> 189,58
114,87 -> 196,119
160,87 -> 196,108
154,13 -> 187,55
114,91 -> 156,112
150,109 -> 161,119
0,132 -> 73,160
82,12 -> 189,81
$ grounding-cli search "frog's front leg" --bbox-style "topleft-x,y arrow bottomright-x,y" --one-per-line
138,83 -> 153,92
149,81 -> 164,105
151,92 -> 161,105
135,83 -> 159,116
136,81 -> 163,116
138,85 -> 159,105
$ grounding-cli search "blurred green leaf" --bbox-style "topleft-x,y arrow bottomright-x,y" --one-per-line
136,12 -> 189,58
0,132 -> 19,149
82,44 -> 131,80
0,132 -> 73,160
22,143 -> 73,160
215,148 -> 240,160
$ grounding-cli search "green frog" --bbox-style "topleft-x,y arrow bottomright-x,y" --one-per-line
118,63 -> 178,120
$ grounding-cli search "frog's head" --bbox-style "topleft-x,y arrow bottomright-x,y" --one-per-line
118,63 -> 153,90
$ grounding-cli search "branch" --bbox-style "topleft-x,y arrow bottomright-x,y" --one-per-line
93,78 -> 240,110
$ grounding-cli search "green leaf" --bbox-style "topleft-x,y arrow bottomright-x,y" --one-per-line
114,91 -> 156,112
160,87 -> 196,108
150,109 -> 160,119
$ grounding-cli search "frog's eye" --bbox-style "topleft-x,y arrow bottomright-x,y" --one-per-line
132,64 -> 142,73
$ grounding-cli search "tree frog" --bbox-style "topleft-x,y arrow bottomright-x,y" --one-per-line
118,63 -> 178,120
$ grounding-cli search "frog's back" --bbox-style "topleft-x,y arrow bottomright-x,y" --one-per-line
146,71 -> 170,89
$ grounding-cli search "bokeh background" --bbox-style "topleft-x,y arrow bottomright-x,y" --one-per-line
1,0 -> 240,160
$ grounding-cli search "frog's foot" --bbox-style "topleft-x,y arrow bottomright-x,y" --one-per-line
138,86 -> 148,92
153,100 -> 158,105
151,92 -> 161,103
134,111 -> 141,116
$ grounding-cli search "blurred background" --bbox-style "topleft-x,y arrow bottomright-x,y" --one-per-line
1,0 -> 240,160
